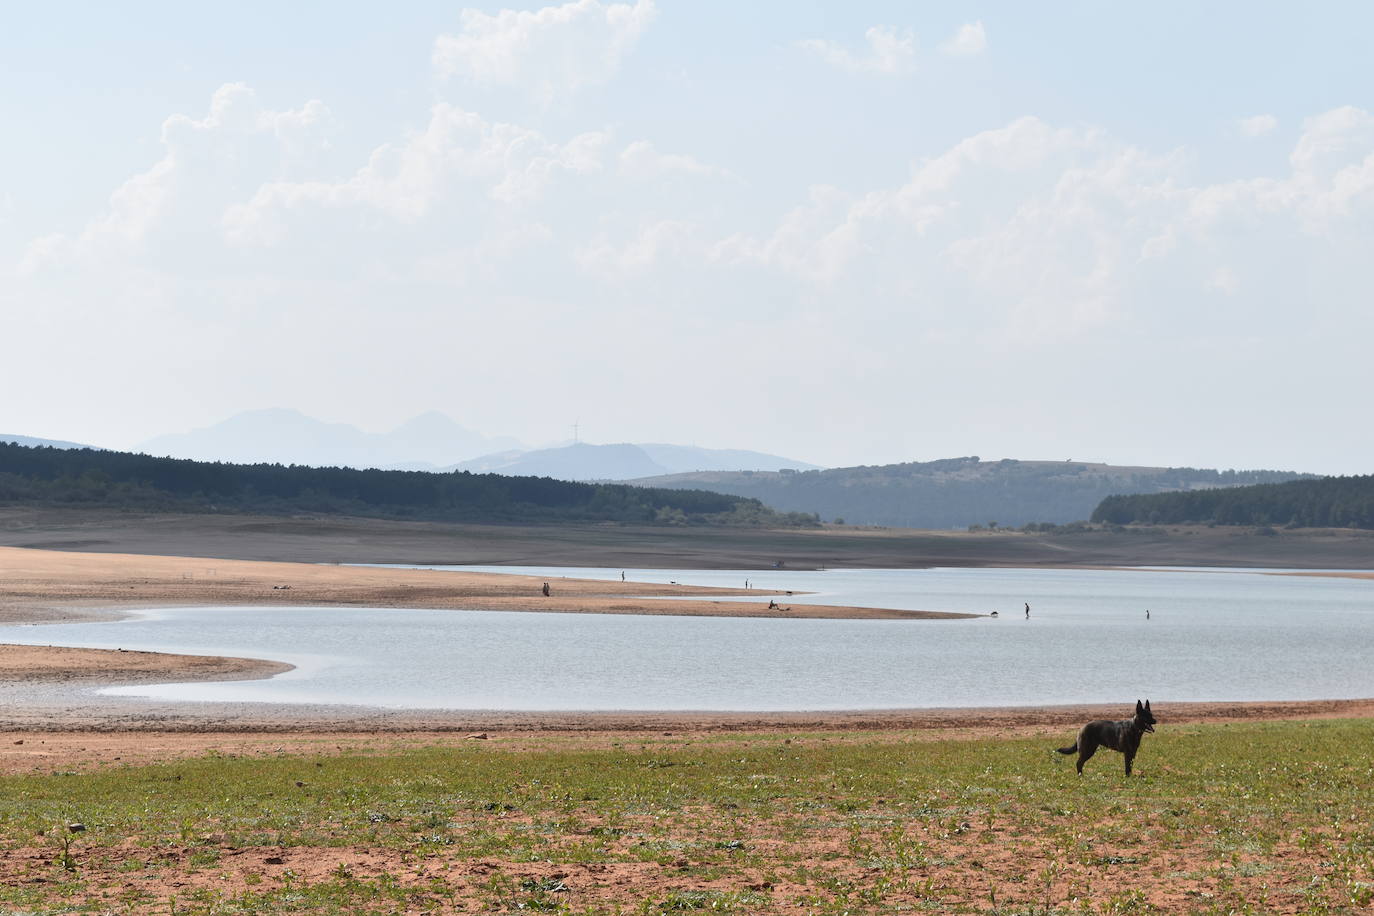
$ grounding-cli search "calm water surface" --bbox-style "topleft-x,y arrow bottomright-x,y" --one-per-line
1,566 -> 1369,711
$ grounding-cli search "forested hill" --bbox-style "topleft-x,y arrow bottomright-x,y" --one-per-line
626,458 -> 1311,529
0,442 -> 813,526
1092,474 -> 1374,529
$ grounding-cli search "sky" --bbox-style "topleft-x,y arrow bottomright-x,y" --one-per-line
3,1 -> 1373,474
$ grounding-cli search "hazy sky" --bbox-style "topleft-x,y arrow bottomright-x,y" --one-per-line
4,1 -> 1372,473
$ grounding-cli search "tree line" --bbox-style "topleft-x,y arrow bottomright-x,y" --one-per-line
1091,474 -> 1374,529
0,442 -> 817,527
641,457 -> 1308,529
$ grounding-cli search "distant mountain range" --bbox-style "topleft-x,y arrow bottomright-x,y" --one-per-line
450,442 -> 818,480
133,409 -> 818,478
11,416 -> 1319,530
0,433 -> 98,450
624,457 -> 1316,529
137,408 -> 524,469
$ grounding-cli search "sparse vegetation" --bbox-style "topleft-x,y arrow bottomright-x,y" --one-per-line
0,720 -> 1370,913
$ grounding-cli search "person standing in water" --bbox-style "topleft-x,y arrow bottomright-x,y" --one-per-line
1025,602 -> 1030,619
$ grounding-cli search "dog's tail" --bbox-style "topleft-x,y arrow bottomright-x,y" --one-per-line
1055,742 -> 1077,755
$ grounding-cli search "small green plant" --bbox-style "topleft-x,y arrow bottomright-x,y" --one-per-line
54,831 -> 78,873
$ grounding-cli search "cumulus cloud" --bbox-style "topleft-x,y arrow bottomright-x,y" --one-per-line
939,21 -> 987,56
221,105 -> 614,249
10,76 -> 1374,467
1206,266 -> 1239,295
617,140 -> 729,180
799,25 -> 916,75
19,83 -> 330,273
433,0 -> 656,101
1238,113 -> 1278,136
23,83 -> 1374,334
695,109 -> 1374,346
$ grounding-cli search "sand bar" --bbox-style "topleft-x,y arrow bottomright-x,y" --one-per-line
0,544 -> 969,623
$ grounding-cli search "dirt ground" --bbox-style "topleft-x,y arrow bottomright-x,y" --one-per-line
3,702 -> 1372,914
3,697 -> 1372,776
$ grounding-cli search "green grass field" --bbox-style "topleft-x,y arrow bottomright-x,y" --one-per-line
1,719 -> 1370,914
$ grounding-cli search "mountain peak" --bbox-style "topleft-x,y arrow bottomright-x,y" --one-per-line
137,409 -> 523,469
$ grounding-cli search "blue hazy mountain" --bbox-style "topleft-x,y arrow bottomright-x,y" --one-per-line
450,442 -> 819,481
0,433 -> 99,450
137,409 -> 524,470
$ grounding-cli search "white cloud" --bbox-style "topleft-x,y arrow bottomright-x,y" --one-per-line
939,21 -> 987,57
1238,113 -> 1278,136
1206,266 -> 1239,294
10,76 -> 1374,470
799,25 -> 916,75
433,0 -> 656,101
617,140 -> 728,180
19,83 -> 330,273
700,109 -> 1374,344
577,219 -> 696,275
1288,106 -> 1374,177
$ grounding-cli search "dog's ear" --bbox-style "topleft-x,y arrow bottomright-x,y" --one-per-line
1145,699 -> 1152,710
1136,699 -> 1144,711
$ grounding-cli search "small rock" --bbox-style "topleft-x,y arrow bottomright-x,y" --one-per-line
67,823 -> 85,833
466,732 -> 489,740
13,739 -> 22,745
265,855 -> 285,865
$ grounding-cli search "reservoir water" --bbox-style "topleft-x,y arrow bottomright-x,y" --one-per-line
1,565 -> 1370,711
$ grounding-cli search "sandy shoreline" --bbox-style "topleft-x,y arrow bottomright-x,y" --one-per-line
2,544 -> 1372,748
0,544 -> 970,623
0,643 -> 292,684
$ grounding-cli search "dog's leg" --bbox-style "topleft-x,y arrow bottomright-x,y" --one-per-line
1075,741 -> 1096,774
1124,752 -> 1134,777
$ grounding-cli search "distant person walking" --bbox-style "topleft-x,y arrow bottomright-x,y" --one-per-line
1025,602 -> 1031,620
621,571 -> 625,582
1146,609 -> 1150,620
542,581 -> 550,597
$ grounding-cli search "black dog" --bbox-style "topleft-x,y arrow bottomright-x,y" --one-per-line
1057,700 -> 1156,776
